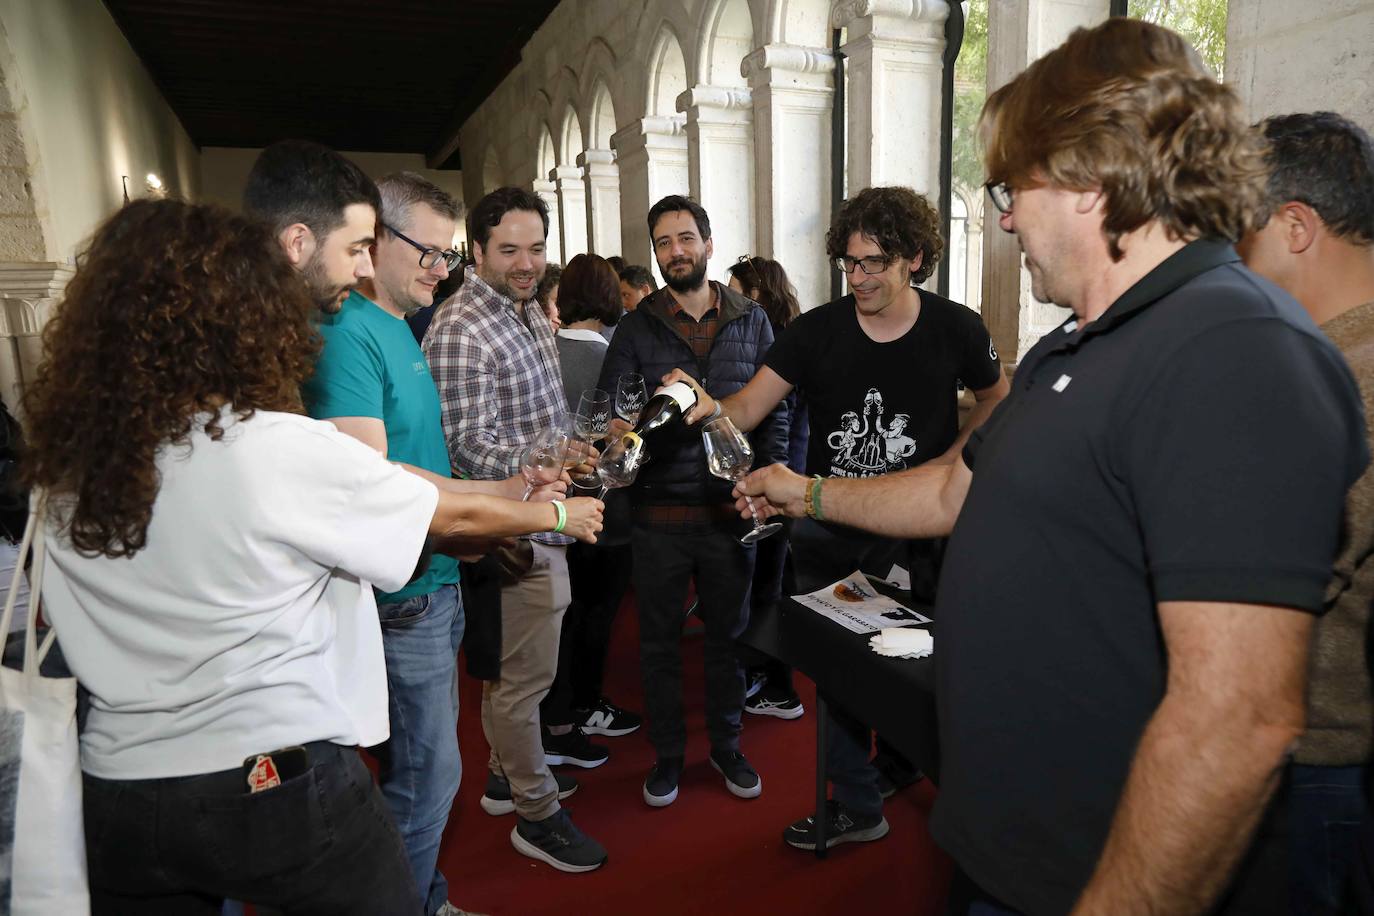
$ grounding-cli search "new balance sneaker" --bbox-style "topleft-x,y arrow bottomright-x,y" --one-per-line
709,748 -> 762,799
511,809 -> 607,873
480,770 -> 578,816
643,756 -> 684,807
543,726 -> 610,768
577,698 -> 643,737
783,800 -> 890,851
872,750 -> 924,799
745,683 -> 805,720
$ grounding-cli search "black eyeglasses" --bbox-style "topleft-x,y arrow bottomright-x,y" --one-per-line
832,255 -> 893,275
383,223 -> 462,271
986,181 -> 1014,214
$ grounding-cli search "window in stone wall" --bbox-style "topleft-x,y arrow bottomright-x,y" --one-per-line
950,0 -> 988,312
1128,0 -> 1228,77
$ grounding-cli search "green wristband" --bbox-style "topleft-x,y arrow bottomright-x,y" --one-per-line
552,499 -> 567,534
812,476 -> 825,522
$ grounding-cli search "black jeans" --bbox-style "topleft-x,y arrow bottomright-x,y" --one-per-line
83,742 -> 420,915
541,540 -> 634,724
631,522 -> 755,758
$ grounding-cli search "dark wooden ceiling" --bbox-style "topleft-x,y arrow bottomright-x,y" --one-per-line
102,0 -> 561,170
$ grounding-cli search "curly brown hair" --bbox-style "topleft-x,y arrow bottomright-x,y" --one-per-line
825,187 -> 944,284
22,199 -> 320,558
980,18 -> 1268,259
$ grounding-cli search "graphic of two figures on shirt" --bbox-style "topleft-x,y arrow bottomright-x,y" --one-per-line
827,388 -> 916,475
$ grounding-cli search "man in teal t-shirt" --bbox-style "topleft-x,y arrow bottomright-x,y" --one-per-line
301,173 -> 525,916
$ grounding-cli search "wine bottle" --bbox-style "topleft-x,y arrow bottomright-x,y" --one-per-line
630,381 -> 698,437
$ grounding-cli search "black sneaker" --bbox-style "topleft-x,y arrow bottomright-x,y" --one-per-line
872,751 -> 924,798
511,809 -> 607,873
783,800 -> 890,851
745,683 -> 805,720
543,726 -> 609,768
643,756 -> 684,807
709,748 -> 762,799
578,698 -> 642,737
480,770 -> 578,816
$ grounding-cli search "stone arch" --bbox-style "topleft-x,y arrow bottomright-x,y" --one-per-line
558,107 -> 584,166
537,126 -> 557,181
645,25 -> 690,118
698,0 -> 757,87
577,39 -> 623,143
587,81 -> 617,150
762,0 -> 835,48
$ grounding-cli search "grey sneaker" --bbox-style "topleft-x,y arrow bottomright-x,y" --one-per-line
511,809 -> 607,873
480,770 -> 577,816
643,755 -> 684,807
435,904 -> 490,916
709,748 -> 762,799
783,800 -> 889,850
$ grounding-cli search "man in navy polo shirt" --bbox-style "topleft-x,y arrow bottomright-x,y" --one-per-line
738,19 -> 1368,916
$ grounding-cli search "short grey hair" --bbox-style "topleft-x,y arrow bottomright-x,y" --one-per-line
376,171 -> 460,234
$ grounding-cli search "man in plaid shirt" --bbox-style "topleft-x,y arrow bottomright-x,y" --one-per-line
423,187 -> 607,874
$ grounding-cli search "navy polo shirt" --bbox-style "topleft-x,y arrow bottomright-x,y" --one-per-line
929,240 -> 1369,915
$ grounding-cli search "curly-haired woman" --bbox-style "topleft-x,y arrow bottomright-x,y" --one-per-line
23,199 -> 601,914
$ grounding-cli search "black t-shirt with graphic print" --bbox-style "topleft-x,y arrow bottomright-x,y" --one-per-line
765,289 -> 1001,478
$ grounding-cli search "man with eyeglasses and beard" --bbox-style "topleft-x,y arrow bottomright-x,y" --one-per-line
599,194 -> 788,811
424,187 -> 608,875
665,186 -> 1007,853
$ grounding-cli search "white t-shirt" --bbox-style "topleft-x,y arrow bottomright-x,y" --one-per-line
41,407 -> 438,779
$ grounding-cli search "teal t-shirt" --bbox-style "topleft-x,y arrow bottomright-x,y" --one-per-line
301,290 -> 459,602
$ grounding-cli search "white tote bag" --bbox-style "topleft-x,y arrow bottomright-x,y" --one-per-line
0,495 -> 89,914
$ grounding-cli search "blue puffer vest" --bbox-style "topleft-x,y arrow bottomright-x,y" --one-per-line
597,281 -> 789,508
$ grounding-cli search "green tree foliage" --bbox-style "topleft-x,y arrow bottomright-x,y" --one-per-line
1129,0 -> 1228,78
952,0 -> 988,194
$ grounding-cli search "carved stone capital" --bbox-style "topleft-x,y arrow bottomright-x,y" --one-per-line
740,44 -> 835,81
831,0 -> 949,28
675,85 -> 753,114
0,261 -> 73,300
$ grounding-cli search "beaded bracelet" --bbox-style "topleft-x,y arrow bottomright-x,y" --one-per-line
551,499 -> 567,533
805,475 -> 825,521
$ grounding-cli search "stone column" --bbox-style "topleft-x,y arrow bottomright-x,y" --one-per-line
744,43 -> 835,310
531,178 -> 562,266
979,0 -> 1110,364
678,85 -> 756,283
834,0 -> 950,198
552,165 -> 589,262
610,116 -> 689,268
577,149 -> 622,257
0,294 -> 58,414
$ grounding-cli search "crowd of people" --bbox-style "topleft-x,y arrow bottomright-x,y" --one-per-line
5,13 -> 1374,916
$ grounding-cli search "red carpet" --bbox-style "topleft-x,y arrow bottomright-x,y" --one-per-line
436,594 -> 952,916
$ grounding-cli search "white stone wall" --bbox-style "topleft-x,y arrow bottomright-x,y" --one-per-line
1227,0 -> 1374,133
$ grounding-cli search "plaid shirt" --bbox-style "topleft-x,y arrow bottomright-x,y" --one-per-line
422,267 -> 570,545
669,292 -> 721,360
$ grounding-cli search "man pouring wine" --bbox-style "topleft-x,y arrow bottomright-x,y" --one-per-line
597,194 -> 788,809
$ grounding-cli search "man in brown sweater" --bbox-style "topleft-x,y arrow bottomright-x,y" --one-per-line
1239,110 -> 1374,915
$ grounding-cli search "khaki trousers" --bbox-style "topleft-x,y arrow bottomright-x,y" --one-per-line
481,540 -> 570,821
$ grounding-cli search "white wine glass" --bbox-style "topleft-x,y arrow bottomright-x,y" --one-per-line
596,434 -> 643,499
519,425 -> 570,501
616,373 -> 647,424
701,416 -> 781,544
576,389 -> 612,442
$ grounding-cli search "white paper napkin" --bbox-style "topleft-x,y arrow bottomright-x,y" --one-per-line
868,627 -> 933,659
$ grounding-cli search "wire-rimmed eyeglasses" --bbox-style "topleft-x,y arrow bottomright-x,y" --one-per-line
384,223 -> 462,271
832,254 -> 893,275
986,181 -> 1014,214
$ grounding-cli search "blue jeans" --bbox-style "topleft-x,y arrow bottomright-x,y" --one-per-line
374,584 -> 464,916
1290,763 -> 1368,915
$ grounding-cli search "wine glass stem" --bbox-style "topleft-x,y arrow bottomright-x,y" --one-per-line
744,494 -> 763,530
597,485 -> 609,500
521,483 -> 534,502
